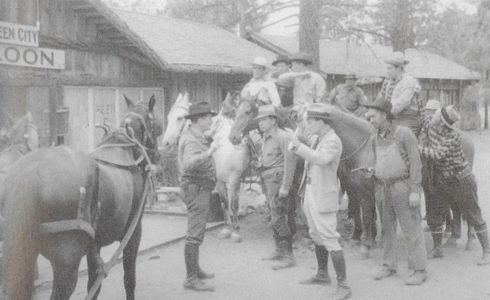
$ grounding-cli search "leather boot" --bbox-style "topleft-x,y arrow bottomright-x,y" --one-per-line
272,237 -> 296,270
429,233 -> 443,259
300,245 -> 331,285
476,232 -> 490,266
196,248 -> 215,279
331,250 -> 351,300
263,232 -> 283,261
183,244 -> 215,292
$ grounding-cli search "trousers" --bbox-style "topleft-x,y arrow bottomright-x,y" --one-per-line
181,181 -> 212,246
376,179 -> 427,271
428,174 -> 486,234
262,170 -> 294,238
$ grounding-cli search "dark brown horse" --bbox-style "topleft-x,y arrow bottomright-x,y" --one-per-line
1,95 -> 162,300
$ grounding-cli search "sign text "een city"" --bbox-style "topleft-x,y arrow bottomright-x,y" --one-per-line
0,21 -> 39,47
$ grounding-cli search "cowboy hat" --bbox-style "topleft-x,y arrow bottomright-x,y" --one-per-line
439,105 -> 460,128
424,99 -> 442,111
184,102 -> 217,119
384,51 -> 409,67
290,52 -> 313,65
272,54 -> 290,66
251,56 -> 268,68
364,97 -> 395,120
254,105 -> 277,121
306,103 -> 330,120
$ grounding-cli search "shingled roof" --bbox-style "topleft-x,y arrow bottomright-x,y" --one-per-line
249,33 -> 480,81
112,10 -> 276,74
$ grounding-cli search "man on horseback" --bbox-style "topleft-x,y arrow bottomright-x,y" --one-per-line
326,74 -> 368,117
277,52 -> 326,107
256,105 -> 298,270
241,56 -> 281,107
289,103 -> 351,300
377,52 -> 422,136
178,102 -> 219,292
419,105 -> 490,265
365,98 -> 428,286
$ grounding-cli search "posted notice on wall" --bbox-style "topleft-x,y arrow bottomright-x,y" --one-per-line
0,21 -> 39,47
0,44 -> 65,69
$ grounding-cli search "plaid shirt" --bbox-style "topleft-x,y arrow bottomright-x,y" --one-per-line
419,125 -> 468,178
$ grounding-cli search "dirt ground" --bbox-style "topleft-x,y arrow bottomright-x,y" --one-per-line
36,130 -> 490,300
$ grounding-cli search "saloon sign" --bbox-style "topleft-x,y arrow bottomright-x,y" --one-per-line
0,21 -> 65,69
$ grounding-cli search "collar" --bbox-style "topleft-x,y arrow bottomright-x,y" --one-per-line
377,122 -> 394,138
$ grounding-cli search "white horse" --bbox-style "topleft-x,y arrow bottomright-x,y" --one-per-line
161,93 -> 250,242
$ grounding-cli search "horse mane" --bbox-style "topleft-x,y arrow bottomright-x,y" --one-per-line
327,105 -> 374,135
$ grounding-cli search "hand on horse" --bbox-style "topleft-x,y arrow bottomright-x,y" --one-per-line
409,192 -> 421,208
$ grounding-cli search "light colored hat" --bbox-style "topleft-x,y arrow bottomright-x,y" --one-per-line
424,99 -> 441,110
251,56 -> 268,68
384,51 -> 409,66
306,103 -> 330,120
440,105 -> 460,128
254,105 -> 277,120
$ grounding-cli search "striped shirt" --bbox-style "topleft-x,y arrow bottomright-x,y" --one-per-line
419,125 -> 468,178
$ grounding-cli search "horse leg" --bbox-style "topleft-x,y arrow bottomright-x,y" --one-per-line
466,223 -> 476,251
228,177 -> 242,243
346,189 -> 362,243
216,181 -> 232,239
122,221 -> 142,300
45,232 -> 90,300
87,245 -> 104,299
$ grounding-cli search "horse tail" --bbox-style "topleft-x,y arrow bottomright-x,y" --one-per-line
2,180 -> 39,299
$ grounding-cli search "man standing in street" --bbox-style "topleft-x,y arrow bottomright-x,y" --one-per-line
365,98 -> 428,286
289,103 -> 351,300
256,105 -> 297,270
277,52 -> 326,107
241,56 -> 281,107
419,105 -> 490,265
326,74 -> 368,117
377,52 -> 422,136
178,102 -> 219,292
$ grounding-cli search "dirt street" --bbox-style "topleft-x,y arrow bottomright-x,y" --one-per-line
35,130 -> 490,300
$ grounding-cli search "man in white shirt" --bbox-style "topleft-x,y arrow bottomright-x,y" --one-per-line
240,56 -> 281,107
277,52 -> 326,107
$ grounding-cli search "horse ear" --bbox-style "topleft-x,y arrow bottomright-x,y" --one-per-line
124,94 -> 134,108
149,95 -> 156,112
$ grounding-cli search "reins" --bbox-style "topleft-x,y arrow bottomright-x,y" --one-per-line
85,111 -> 157,300
340,136 -> 370,162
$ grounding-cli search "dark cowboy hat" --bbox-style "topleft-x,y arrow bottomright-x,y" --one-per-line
364,97 -> 395,120
184,102 -> 217,119
290,52 -> 313,65
272,54 -> 290,66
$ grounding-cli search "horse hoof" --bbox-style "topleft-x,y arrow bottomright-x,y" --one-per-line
230,232 -> 242,243
218,228 -> 232,239
465,240 -> 475,251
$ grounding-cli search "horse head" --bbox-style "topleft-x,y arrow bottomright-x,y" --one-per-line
161,93 -> 191,150
122,94 -> 163,163
228,99 -> 258,145
0,112 -> 39,154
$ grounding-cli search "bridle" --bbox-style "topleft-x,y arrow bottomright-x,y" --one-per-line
0,122 -> 38,155
340,136 -> 370,162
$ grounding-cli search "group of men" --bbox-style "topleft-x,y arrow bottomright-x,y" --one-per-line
175,50 -> 490,300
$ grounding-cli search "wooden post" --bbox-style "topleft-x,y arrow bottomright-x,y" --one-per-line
88,87 -> 95,151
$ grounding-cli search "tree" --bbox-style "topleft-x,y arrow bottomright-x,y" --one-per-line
299,0 -> 321,68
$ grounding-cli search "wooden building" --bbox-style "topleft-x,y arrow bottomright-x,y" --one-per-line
248,33 -> 481,128
0,0 -> 275,152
